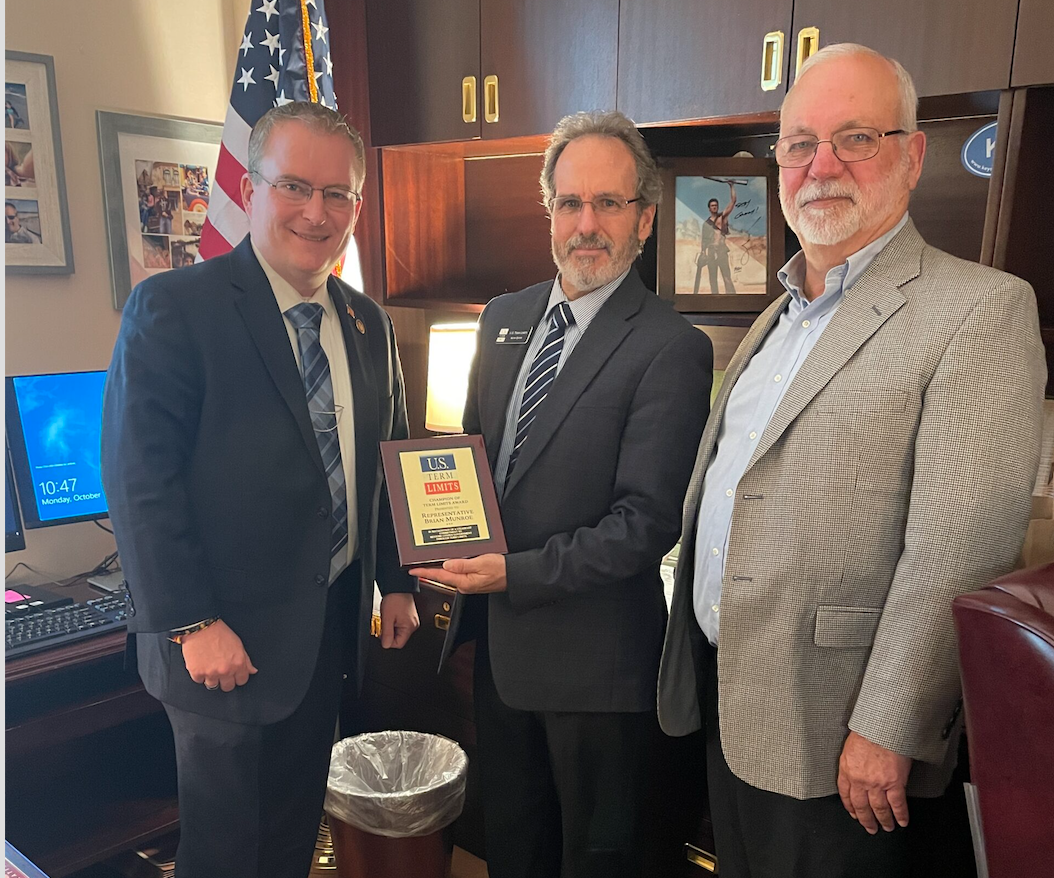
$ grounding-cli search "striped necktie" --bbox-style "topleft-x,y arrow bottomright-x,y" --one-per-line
285,303 -> 349,574
507,301 -> 574,476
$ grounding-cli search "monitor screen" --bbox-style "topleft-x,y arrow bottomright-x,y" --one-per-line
5,371 -> 109,528
6,444 -> 26,552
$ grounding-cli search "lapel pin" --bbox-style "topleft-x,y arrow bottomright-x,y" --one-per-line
355,318 -> 366,334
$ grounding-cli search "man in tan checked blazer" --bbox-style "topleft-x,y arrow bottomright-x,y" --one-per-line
657,44 -> 1047,878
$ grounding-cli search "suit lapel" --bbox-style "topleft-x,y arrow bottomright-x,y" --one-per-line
681,294 -> 788,536
501,274 -> 643,499
229,238 -> 324,475
744,223 -> 923,472
329,279 -> 380,545
481,286 -> 549,470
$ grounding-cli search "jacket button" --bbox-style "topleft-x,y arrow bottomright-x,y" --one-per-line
317,506 -> 329,519
315,574 -> 327,586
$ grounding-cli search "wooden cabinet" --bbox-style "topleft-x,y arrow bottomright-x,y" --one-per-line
480,0 -> 619,140
617,0 -> 794,124
1012,0 -> 1054,87
364,0 -> 481,146
363,0 -> 618,146
787,0 -> 1019,97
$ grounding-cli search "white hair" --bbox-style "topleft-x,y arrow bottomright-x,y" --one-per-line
788,43 -> 918,132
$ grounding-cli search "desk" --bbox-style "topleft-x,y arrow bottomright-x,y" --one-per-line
5,579 -> 177,877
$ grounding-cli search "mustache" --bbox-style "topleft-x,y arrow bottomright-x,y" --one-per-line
563,234 -> 611,254
795,181 -> 858,208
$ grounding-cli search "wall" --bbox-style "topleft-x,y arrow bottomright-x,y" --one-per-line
5,0 -> 249,578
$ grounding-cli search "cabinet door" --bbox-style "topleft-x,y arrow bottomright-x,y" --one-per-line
617,0 -> 794,124
787,0 -> 1018,97
480,0 -> 619,140
365,0 -> 480,146
1012,0 -> 1054,87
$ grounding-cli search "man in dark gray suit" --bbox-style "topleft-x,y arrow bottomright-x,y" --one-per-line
415,111 -> 712,878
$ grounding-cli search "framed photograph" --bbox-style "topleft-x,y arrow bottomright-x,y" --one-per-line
656,157 -> 785,313
5,52 -> 74,274
97,110 -> 221,308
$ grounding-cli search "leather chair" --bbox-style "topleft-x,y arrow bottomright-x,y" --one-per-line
953,563 -> 1054,878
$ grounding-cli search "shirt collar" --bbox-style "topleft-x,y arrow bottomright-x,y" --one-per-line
252,240 -> 331,315
549,267 -> 630,323
778,212 -> 910,309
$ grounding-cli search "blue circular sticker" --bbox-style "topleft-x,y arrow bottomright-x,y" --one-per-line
961,122 -> 998,178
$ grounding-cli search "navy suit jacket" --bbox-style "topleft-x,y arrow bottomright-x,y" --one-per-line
441,270 -> 713,713
102,236 -> 414,725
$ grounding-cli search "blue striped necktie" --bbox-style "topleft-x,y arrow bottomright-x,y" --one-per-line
507,301 -> 574,476
285,303 -> 349,573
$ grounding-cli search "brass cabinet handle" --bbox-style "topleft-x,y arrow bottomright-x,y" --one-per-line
685,843 -> 718,872
370,613 -> 382,638
462,76 -> 477,123
796,27 -> 820,76
434,614 -> 451,631
761,31 -> 785,92
484,74 -> 499,123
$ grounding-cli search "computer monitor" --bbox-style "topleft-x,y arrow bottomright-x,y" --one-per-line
6,443 -> 26,552
5,370 -> 109,529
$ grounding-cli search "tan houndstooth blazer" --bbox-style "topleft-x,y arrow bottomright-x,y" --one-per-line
657,220 -> 1047,799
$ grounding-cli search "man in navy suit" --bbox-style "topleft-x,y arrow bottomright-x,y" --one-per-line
102,102 -> 419,878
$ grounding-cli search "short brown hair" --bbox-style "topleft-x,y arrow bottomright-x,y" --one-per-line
247,101 -> 367,190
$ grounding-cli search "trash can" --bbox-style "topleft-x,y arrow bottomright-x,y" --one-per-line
324,731 -> 468,878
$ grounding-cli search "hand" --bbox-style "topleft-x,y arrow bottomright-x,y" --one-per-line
837,730 -> 912,834
379,592 -> 420,649
180,619 -> 258,692
410,554 -> 507,594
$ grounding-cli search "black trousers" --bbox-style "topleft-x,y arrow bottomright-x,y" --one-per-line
473,640 -> 651,878
164,580 -> 350,878
691,622 -> 975,878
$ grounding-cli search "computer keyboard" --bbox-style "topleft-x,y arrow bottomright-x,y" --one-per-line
5,591 -> 130,659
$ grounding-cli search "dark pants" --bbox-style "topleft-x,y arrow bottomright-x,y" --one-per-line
473,640 -> 650,878
164,581 -> 350,878
691,622 -> 975,878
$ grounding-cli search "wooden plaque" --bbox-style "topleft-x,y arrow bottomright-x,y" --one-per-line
380,435 -> 507,568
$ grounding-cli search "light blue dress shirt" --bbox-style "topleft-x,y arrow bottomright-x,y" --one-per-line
693,213 -> 910,644
493,268 -> 630,497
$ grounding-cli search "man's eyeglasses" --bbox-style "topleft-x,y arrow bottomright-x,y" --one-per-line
550,195 -> 641,217
251,172 -> 360,210
771,128 -> 908,168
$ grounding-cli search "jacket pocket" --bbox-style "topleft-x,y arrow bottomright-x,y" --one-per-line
814,605 -> 882,648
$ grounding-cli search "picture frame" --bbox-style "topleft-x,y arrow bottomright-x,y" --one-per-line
96,110 -> 222,309
5,51 -> 74,275
656,156 -> 785,313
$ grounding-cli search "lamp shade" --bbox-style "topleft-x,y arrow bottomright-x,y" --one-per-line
425,323 -> 478,433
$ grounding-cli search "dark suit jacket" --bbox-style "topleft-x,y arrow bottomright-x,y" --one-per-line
102,236 -> 415,725
441,269 -> 713,713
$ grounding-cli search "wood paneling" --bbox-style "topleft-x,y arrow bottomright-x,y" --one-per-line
788,0 -> 1018,97
481,0 -> 619,140
618,0 -> 793,124
463,154 -> 553,295
1012,0 -> 1054,88
382,148 -> 468,300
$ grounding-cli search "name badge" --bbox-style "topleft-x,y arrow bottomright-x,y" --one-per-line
495,327 -> 533,345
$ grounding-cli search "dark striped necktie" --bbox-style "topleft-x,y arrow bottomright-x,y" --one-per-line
507,301 -> 574,476
285,303 -> 349,574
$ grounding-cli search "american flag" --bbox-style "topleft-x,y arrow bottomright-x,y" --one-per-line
199,0 -> 353,275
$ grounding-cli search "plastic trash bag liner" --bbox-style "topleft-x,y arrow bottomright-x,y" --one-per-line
325,731 -> 468,838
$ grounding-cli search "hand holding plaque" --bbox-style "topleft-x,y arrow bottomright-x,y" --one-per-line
380,435 -> 507,568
